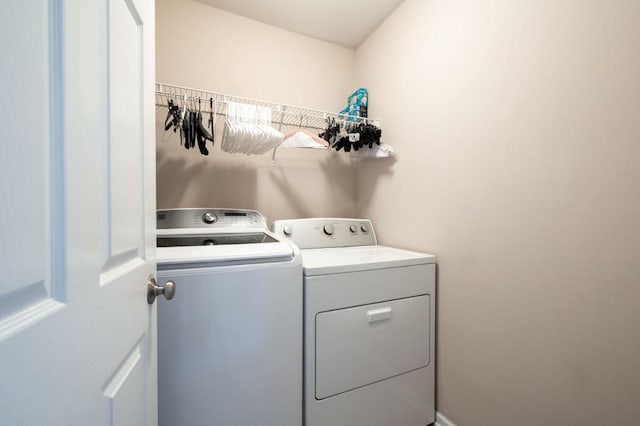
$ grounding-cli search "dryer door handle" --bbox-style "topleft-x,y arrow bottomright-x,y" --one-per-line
367,307 -> 392,323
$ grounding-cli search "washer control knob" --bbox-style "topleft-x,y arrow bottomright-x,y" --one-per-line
349,224 -> 358,233
202,212 -> 217,224
283,224 -> 293,236
323,224 -> 334,236
360,224 -> 369,233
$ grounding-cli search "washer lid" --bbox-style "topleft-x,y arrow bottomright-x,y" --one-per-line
157,239 -> 296,269
301,245 -> 435,275
157,232 -> 278,247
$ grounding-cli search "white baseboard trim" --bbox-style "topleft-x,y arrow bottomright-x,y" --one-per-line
435,411 -> 457,426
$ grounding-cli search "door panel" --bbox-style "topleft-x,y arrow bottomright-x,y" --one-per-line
0,0 -> 65,340
103,0 -> 144,274
103,342 -> 146,426
0,0 -> 157,424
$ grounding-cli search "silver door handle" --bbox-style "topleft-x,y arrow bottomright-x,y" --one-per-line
147,277 -> 176,304
367,307 -> 392,323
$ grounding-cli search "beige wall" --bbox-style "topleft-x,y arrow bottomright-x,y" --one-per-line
355,0 -> 640,424
155,0 -> 357,223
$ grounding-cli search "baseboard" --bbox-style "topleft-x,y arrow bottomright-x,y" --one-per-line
434,411 -> 457,426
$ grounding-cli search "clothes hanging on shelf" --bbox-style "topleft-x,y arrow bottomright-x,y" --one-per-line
156,82 -> 391,160
164,99 -> 181,134
162,93 -> 215,156
280,130 -> 329,149
184,110 -> 214,155
319,118 -> 382,153
222,101 -> 284,155
350,143 -> 394,159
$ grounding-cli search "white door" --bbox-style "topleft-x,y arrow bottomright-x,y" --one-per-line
0,0 -> 158,425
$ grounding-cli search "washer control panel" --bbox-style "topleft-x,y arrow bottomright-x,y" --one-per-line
272,218 -> 376,249
157,208 -> 267,229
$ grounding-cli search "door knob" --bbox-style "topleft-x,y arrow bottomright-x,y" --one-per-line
147,277 -> 176,304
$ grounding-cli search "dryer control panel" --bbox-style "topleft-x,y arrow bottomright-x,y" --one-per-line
272,218 -> 377,249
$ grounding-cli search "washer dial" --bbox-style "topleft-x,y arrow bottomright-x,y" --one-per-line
202,212 -> 218,224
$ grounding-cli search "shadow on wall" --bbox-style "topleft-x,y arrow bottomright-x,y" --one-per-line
156,145 -> 258,209
269,150 -> 356,218
354,156 -> 397,215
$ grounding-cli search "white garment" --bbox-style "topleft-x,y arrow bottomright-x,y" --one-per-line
349,143 -> 394,159
280,131 -> 328,149
222,102 -> 284,155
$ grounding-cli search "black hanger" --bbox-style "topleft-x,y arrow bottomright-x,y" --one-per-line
208,97 -> 215,143
164,99 -> 180,132
182,110 -> 192,150
192,101 -> 212,155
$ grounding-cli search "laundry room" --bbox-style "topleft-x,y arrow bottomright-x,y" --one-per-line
153,0 -> 640,424
2,0 -> 639,425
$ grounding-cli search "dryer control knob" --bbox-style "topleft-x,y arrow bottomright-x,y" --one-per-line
283,224 -> 293,236
202,212 -> 217,224
349,224 -> 358,233
323,224 -> 334,236
360,224 -> 369,233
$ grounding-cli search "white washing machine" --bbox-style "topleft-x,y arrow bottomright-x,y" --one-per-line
156,208 -> 302,426
273,218 -> 436,426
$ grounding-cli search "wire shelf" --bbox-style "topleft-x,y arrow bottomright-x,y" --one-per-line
155,82 -> 376,132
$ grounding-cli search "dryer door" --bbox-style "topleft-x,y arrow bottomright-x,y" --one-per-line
315,294 -> 430,399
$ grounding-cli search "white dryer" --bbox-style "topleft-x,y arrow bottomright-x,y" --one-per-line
157,208 -> 302,426
273,218 -> 436,426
